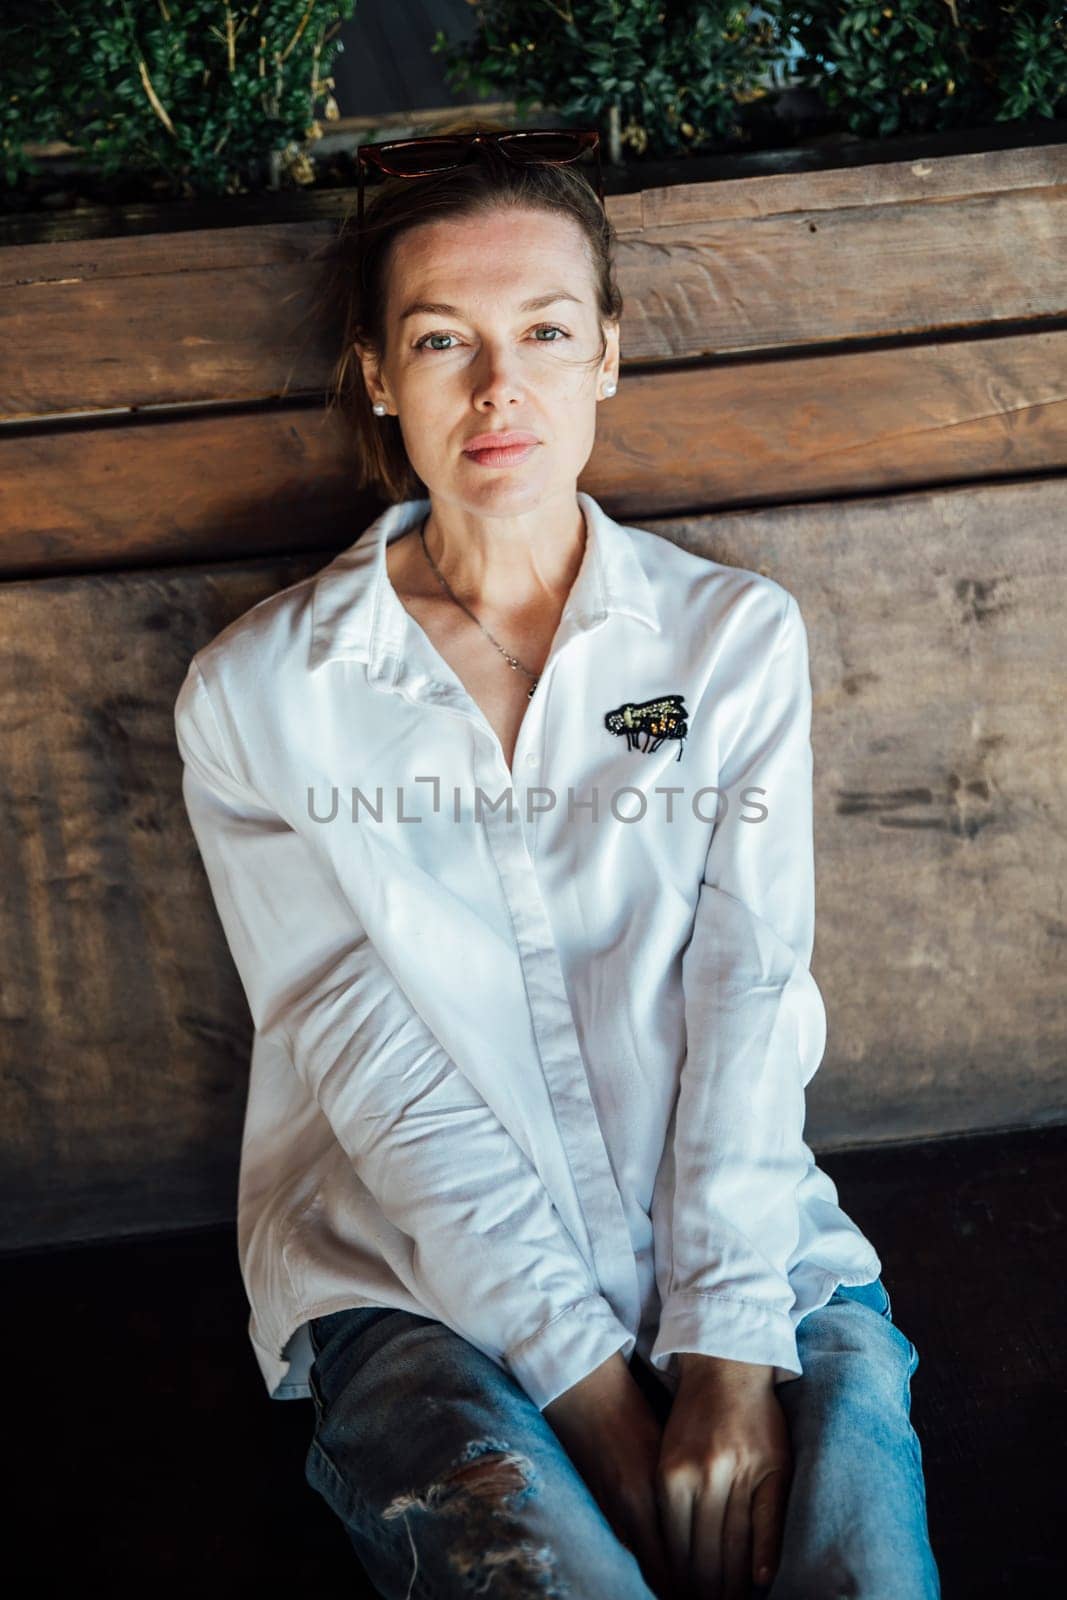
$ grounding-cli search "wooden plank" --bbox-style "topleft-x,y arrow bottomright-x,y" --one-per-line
621,180 -> 1067,361
0,406 -> 371,575
586,329 -> 1067,513
0,476 -> 1063,1247
0,551 -> 317,1248
0,222 -> 341,420
2,329 -> 1066,575
2,144 -> 1064,419
14,114 -> 1067,249
652,475 -> 1067,1147
636,141 -> 1067,223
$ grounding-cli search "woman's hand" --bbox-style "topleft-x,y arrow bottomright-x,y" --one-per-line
543,1351 -> 674,1598
656,1354 -> 792,1600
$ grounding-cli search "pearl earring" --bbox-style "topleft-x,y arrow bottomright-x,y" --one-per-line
372,402 -> 388,416
603,383 -> 617,397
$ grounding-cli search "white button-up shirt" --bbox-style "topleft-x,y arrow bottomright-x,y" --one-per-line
173,490 -> 881,1413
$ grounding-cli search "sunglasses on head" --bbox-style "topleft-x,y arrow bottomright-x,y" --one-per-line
356,127 -> 604,226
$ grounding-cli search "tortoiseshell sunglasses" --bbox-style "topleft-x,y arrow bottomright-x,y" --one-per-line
356,127 -> 604,227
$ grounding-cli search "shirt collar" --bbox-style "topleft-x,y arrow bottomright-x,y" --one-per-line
308,490 -> 661,678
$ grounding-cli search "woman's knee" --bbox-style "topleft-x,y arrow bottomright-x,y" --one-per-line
790,1295 -> 921,1425
303,1312 -> 656,1596
307,1311 -> 549,1515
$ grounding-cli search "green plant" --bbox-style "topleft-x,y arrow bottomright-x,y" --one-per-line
1,0 -> 356,196
431,0 -> 781,160
773,1 -> 1067,139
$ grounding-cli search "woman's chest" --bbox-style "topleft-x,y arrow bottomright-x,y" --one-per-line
400,597 -> 560,777
439,652 -> 535,776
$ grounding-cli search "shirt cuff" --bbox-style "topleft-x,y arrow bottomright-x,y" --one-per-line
648,1289 -> 802,1382
505,1293 -> 636,1412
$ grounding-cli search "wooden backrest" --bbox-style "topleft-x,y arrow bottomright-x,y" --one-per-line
3,142 -> 1065,1248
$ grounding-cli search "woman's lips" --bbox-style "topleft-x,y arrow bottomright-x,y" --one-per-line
463,441 -> 540,468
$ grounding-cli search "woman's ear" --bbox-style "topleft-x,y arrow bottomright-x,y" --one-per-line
354,338 -> 391,414
601,319 -> 621,391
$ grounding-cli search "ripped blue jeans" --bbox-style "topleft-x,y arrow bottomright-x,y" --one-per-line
304,1276 -> 941,1599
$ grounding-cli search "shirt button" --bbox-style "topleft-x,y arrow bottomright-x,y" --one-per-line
525,751 -> 539,767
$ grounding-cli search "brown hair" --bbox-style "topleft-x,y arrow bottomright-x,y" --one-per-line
323,114 -> 623,504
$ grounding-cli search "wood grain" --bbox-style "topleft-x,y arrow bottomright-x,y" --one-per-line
2,142 -> 1064,413
652,476 -> 1067,1147
3,328 -> 1066,576
0,553 -> 313,1246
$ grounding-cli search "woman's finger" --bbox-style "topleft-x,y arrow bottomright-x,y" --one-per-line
688,1460 -> 731,1597
721,1475 -> 754,1600
750,1466 -> 789,1588
633,1497 -> 676,1600
657,1472 -> 696,1595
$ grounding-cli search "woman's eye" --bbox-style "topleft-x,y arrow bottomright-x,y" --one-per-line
414,332 -> 459,352
413,323 -> 570,353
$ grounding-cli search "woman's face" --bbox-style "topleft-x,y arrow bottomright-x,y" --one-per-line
358,205 -> 620,515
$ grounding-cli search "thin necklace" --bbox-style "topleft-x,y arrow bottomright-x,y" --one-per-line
419,517 -> 540,700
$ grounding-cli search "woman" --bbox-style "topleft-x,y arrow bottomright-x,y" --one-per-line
174,120 -> 941,1599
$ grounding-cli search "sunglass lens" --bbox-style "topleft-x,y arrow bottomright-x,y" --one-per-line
497,132 -> 588,162
375,138 -> 470,175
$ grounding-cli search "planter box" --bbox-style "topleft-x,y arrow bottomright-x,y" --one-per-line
1,128 -> 1065,1247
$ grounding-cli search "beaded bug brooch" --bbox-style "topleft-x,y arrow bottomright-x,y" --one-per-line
604,693 -> 688,762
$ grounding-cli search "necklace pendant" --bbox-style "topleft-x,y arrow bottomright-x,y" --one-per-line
527,681 -> 538,700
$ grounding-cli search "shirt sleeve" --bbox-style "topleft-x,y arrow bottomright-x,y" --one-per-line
174,655 -> 635,1411
648,591 -> 824,1383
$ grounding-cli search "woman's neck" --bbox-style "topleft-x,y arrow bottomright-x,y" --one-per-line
416,498 -> 587,616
